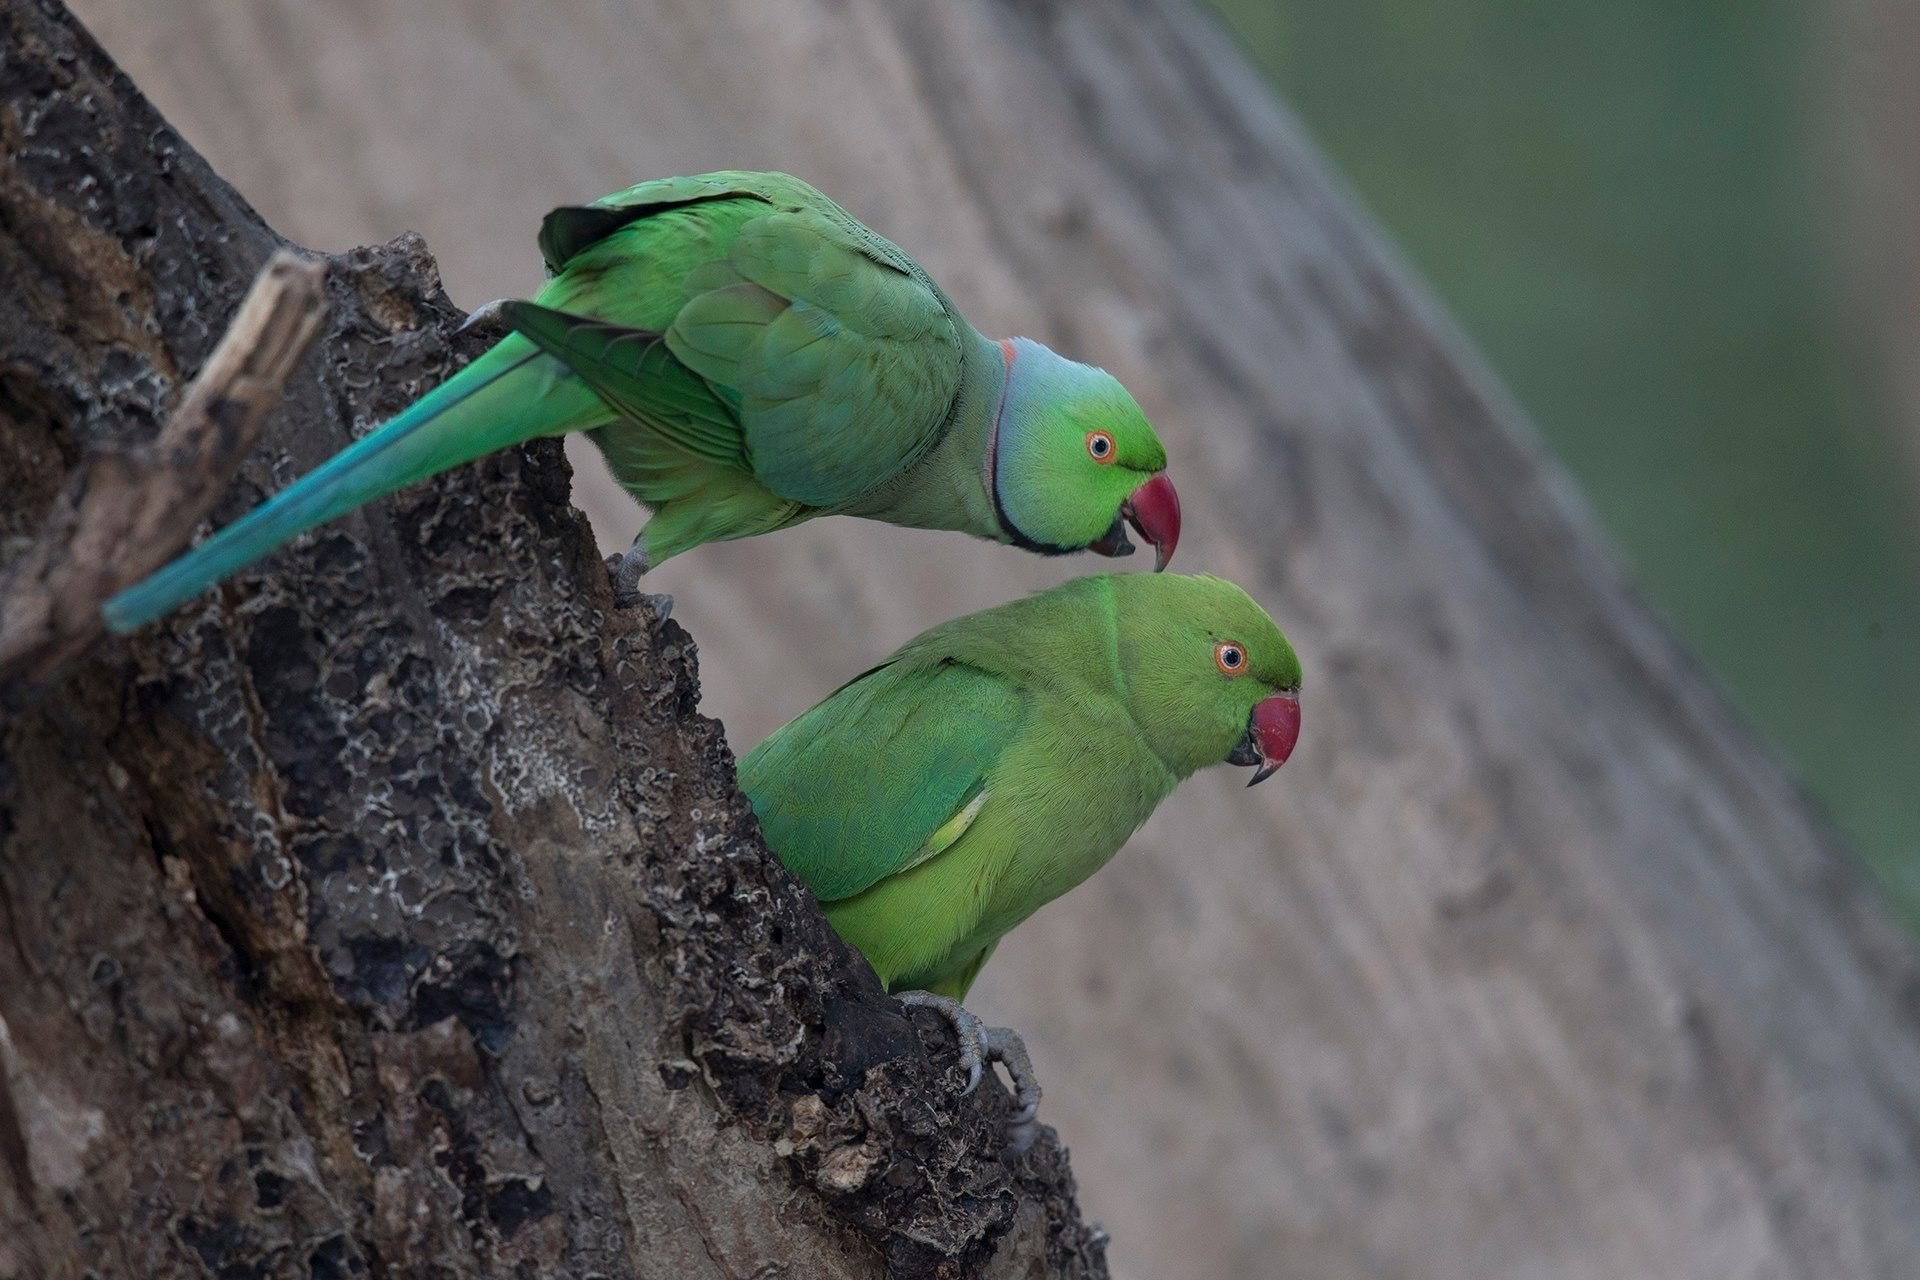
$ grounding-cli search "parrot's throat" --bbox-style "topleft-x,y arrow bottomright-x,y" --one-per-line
985,338 -> 1078,557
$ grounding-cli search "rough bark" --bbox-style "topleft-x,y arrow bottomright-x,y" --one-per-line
1,248 -> 327,682
0,3 -> 1105,1277
14,0 -> 1920,1278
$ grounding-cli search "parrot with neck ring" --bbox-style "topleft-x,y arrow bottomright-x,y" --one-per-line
103,171 -> 1180,633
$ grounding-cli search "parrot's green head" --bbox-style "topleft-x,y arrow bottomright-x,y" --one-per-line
1110,573 -> 1302,784
990,339 -> 1181,569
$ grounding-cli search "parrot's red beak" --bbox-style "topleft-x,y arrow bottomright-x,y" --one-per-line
1089,472 -> 1182,570
1128,472 -> 1181,571
1228,690 -> 1301,786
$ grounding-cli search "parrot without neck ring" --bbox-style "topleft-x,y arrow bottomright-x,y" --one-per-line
738,572 -> 1302,1146
103,171 -> 1180,633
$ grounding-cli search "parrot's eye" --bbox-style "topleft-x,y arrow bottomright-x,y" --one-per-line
1213,641 -> 1247,676
1086,430 -> 1116,464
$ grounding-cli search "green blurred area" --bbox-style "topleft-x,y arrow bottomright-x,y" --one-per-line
1210,0 -> 1920,920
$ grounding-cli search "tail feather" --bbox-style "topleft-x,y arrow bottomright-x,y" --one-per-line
103,336 -> 599,634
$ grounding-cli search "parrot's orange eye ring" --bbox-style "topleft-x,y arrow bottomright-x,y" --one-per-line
1086,430 -> 1117,464
1214,641 -> 1247,676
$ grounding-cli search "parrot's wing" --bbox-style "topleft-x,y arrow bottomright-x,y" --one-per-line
530,172 -> 963,506
664,207 -> 965,508
502,303 -> 747,468
739,659 -> 1026,903
538,171 -> 874,275
539,172 -> 768,274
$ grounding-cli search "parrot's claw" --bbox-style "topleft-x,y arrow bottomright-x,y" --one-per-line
605,546 -> 668,618
455,297 -> 513,336
897,991 -> 988,1088
985,1025 -> 1042,1153
896,991 -> 1042,1154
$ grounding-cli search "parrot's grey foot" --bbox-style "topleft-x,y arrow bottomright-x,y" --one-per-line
604,547 -> 669,618
985,1025 -> 1042,1154
897,992 -> 1043,1153
455,297 -> 513,335
898,992 -> 989,1092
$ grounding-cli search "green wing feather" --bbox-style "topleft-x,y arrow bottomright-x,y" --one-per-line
503,302 -> 745,468
667,207 -> 961,506
538,170 -> 913,275
739,659 -> 1026,903
539,172 -> 780,275
534,172 -> 965,510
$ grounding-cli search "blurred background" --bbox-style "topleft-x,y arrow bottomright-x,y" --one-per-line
1214,0 -> 1920,924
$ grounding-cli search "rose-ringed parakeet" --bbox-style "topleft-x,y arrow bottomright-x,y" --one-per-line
102,171 -> 1180,633
738,572 -> 1302,1146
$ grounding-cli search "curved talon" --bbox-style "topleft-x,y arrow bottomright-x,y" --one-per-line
897,990 -> 989,1089
898,992 -> 1043,1148
983,1024 -> 1041,1146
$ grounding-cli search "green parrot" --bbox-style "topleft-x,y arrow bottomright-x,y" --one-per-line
738,572 -> 1302,1145
102,171 -> 1180,633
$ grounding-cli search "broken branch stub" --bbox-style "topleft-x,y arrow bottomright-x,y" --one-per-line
0,249 -> 326,685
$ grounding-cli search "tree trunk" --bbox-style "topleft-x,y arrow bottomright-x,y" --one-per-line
0,3 -> 1102,1276
13,0 -> 1920,1277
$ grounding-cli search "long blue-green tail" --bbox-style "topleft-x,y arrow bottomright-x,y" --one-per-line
103,336 -> 601,634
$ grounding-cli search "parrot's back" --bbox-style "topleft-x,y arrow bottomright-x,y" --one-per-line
525,172 -> 977,562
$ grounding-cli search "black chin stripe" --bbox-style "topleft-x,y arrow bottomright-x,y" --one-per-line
990,471 -> 1080,556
